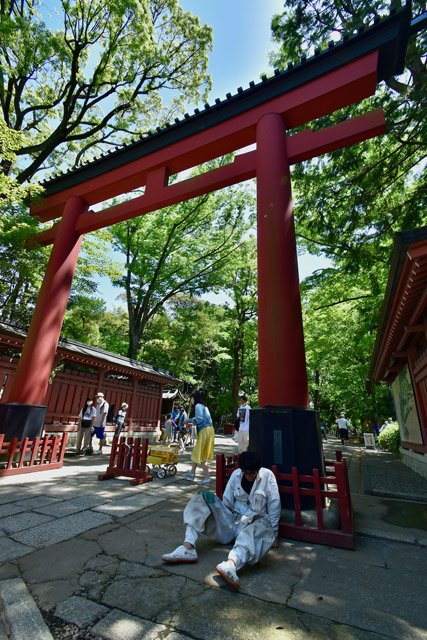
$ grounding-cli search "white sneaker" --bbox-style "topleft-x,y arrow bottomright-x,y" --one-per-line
184,472 -> 195,481
162,545 -> 198,564
95,450 -> 102,455
216,560 -> 239,591
199,477 -> 211,486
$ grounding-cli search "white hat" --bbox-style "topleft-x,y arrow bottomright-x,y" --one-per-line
95,392 -> 104,398
121,402 -> 128,408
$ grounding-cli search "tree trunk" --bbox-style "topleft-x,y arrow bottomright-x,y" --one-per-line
231,334 -> 243,419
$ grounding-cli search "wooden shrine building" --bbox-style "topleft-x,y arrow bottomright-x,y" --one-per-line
0,322 -> 179,437
369,227 -> 427,479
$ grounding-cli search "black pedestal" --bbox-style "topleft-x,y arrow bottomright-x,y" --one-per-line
249,406 -> 324,508
0,403 -> 47,442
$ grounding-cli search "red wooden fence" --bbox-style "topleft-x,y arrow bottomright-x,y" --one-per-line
215,452 -> 355,550
0,433 -> 67,476
98,436 -> 153,486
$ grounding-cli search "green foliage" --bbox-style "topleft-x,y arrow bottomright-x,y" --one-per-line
378,423 -> 401,454
0,0 -> 213,183
110,166 -> 254,358
98,307 -> 130,355
0,117 -> 42,200
0,204 -> 49,324
61,295 -> 106,345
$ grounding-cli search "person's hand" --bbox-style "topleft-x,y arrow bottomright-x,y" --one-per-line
271,537 -> 279,549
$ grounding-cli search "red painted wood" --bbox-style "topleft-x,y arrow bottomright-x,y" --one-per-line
31,53 -> 379,222
0,434 -> 67,476
7,196 -> 87,405
98,436 -> 153,485
256,112 -> 308,407
313,469 -> 324,529
33,108 -> 385,246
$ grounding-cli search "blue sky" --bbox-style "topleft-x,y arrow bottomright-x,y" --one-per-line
97,0 -> 331,309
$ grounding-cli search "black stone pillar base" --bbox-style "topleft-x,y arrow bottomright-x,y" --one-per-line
0,403 -> 47,442
249,406 -> 324,509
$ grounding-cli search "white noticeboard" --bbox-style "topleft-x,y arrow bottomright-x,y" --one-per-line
364,433 -> 375,449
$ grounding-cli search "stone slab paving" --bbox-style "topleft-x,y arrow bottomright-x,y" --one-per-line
0,502 -> 27,518
54,595 -> 108,628
89,609 -> 187,640
1,436 -> 427,639
11,510 -> 113,548
15,495 -> 61,509
34,500 -> 92,518
0,511 -> 54,535
94,492 -> 166,517
0,538 -> 35,564
0,578 -> 54,640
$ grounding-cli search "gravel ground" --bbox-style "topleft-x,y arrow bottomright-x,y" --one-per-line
362,449 -> 427,502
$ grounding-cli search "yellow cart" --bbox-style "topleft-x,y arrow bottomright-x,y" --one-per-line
147,444 -> 179,479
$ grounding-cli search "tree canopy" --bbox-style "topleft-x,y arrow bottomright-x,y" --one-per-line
0,0 -> 212,185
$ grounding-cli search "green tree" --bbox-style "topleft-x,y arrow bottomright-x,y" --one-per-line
140,294 -> 232,417
270,0 -> 427,270
222,238 -> 258,416
110,171 -> 253,359
269,1 -> 427,418
302,268 -> 392,426
0,205 -> 49,324
61,295 -> 106,345
0,116 -> 42,200
0,0 -> 212,183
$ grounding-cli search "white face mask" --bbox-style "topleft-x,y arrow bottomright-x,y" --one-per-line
87,401 -> 93,406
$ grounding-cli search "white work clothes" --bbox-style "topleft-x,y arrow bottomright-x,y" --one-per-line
183,468 -> 281,570
222,467 -> 281,535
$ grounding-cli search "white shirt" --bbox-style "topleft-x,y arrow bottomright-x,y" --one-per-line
222,467 -> 281,536
237,403 -> 251,432
94,400 -> 109,428
79,406 -> 96,422
336,417 -> 350,430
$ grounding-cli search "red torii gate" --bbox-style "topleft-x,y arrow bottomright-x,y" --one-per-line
0,6 -> 414,475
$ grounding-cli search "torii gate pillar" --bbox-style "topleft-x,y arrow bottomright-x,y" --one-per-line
250,112 -> 323,489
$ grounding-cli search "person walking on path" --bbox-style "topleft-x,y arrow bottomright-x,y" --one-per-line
76,397 -> 96,454
336,413 -> 350,447
183,390 -> 214,486
162,451 -> 281,591
320,420 -> 327,441
236,395 -> 251,454
114,402 -> 128,437
163,414 -> 174,444
176,405 -> 187,443
93,392 -> 109,454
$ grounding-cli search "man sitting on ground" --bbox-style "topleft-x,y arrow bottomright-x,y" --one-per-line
162,451 -> 281,591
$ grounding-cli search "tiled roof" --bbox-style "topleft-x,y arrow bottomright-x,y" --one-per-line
0,321 -> 180,385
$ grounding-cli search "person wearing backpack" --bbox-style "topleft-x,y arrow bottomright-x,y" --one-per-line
76,397 -> 96,454
114,402 -> 128,437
